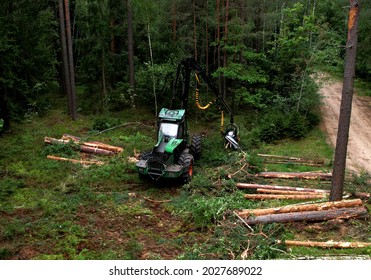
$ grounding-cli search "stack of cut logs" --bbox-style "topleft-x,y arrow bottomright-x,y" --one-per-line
44,134 -> 123,165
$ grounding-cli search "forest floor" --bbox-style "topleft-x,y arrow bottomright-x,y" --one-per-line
0,78 -> 370,261
319,75 -> 371,174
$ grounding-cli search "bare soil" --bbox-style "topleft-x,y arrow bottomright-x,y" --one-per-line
319,76 -> 371,175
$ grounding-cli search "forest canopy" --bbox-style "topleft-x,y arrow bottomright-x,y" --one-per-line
0,0 -> 370,141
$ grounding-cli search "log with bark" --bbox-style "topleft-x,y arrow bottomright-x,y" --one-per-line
257,154 -> 325,166
47,155 -> 105,165
237,199 -> 363,217
244,206 -> 368,225
244,193 -> 327,200
237,183 -> 330,193
44,135 -> 122,155
256,172 -> 332,180
278,240 -> 371,249
62,134 -> 123,153
256,188 -> 328,195
236,183 -> 369,199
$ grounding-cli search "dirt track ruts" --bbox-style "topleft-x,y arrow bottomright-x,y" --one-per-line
319,77 -> 371,175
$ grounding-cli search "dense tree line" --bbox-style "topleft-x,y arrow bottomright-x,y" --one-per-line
0,0 -> 370,140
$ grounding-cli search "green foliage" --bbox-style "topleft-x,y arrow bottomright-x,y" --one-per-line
251,109 -> 320,143
0,178 -> 25,203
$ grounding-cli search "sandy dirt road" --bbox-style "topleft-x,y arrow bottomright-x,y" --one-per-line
320,77 -> 371,175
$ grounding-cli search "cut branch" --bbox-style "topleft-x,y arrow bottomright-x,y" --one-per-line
237,199 -> 363,217
245,206 -> 368,225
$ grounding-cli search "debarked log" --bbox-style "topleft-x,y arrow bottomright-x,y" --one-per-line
237,183 -> 330,193
245,206 -> 368,225
278,240 -> 371,249
244,194 -> 327,200
237,199 -> 363,217
256,172 -> 332,180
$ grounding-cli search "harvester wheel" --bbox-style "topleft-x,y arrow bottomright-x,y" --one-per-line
178,153 -> 194,184
190,135 -> 202,160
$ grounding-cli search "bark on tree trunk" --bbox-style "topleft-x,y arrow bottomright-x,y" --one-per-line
330,0 -> 360,201
59,0 -> 72,118
63,0 -> 77,120
127,0 -> 135,109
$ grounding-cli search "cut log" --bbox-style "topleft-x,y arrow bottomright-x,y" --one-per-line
44,136 -> 71,145
257,154 -> 325,165
237,183 -> 370,200
256,188 -> 327,195
237,199 -> 363,217
244,194 -> 327,200
245,206 -> 368,225
44,136 -> 117,155
62,134 -> 123,153
256,172 -> 332,180
47,155 -> 104,165
237,183 -> 330,193
279,240 -> 371,249
80,145 -> 115,155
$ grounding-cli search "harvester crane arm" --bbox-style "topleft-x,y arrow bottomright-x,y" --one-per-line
171,57 -> 239,149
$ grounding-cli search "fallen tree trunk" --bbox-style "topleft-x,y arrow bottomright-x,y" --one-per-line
244,193 -> 327,200
237,199 -> 363,217
47,155 -> 104,165
256,188 -> 327,195
279,240 -> 371,249
245,206 -> 368,225
256,172 -> 332,180
237,183 -> 330,193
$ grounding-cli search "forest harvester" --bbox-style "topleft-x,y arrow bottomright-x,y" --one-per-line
135,58 -> 239,183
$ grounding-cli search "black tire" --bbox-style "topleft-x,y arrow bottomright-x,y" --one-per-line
190,135 -> 202,160
178,153 -> 194,184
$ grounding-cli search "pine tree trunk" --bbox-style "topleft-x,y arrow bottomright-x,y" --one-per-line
59,0 -> 72,118
127,0 -> 135,109
63,0 -> 77,120
330,0 -> 360,201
